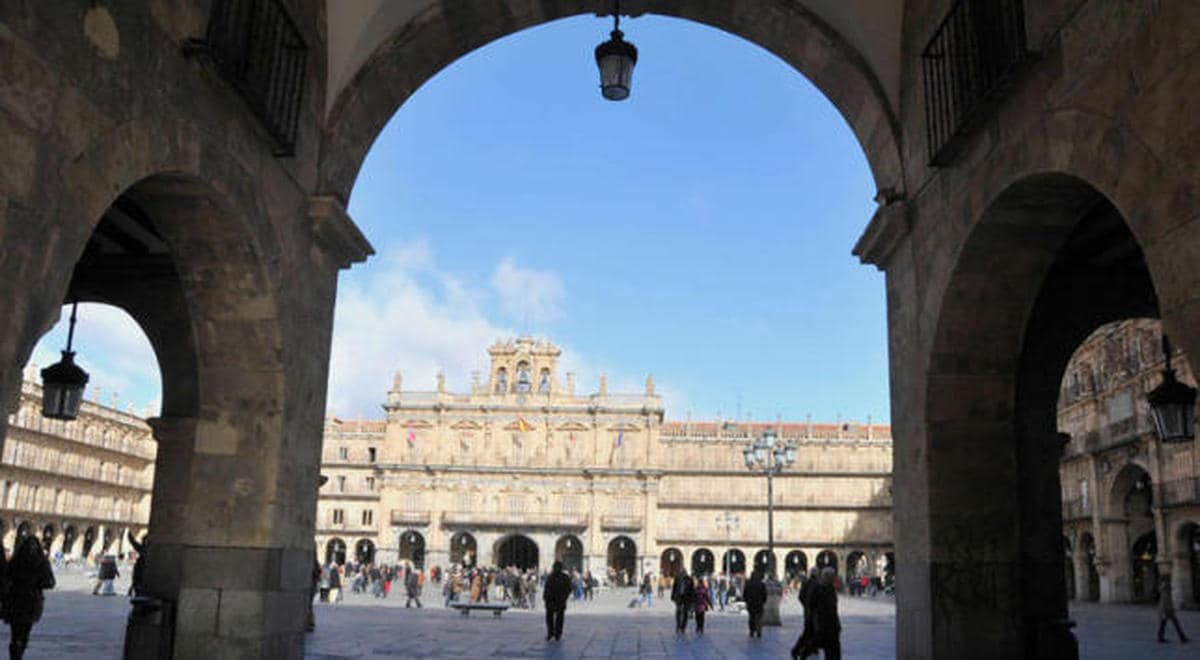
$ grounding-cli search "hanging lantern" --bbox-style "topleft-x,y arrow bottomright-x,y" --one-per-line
595,2 -> 637,101
1147,336 -> 1197,442
41,301 -> 89,420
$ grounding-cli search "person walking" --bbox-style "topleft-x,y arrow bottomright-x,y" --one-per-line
327,563 -> 342,604
639,573 -> 653,608
791,567 -> 820,657
693,577 -> 712,635
3,535 -> 55,659
584,570 -> 595,601
1157,574 -> 1190,643
716,573 -> 728,611
543,561 -> 572,642
404,568 -> 423,608
670,568 -> 695,634
799,567 -> 842,659
743,570 -> 768,638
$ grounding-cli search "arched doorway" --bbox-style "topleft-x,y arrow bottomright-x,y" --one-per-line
1082,533 -> 1099,602
816,550 -> 838,573
721,549 -> 746,576
753,549 -> 776,575
785,550 -> 808,581
1131,532 -> 1158,603
62,525 -> 77,557
41,524 -> 55,553
607,536 -> 636,583
691,548 -> 715,577
101,527 -> 114,554
398,530 -> 426,569
325,538 -> 347,565
81,526 -> 97,560
451,531 -> 477,567
16,521 -> 30,539
660,548 -> 683,578
555,535 -> 583,573
496,534 -> 538,571
846,551 -> 867,578
355,538 -> 376,565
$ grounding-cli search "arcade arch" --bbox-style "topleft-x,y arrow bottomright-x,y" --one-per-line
451,531 -> 478,567
496,534 -> 539,571
607,536 -> 637,582
691,548 -> 715,577
785,550 -> 808,581
325,538 -> 347,565
660,547 -> 683,578
722,549 -> 746,576
398,530 -> 426,569
355,539 -> 376,565
555,534 -> 584,572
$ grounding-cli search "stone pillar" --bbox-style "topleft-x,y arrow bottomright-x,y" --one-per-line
1097,522 -> 1131,602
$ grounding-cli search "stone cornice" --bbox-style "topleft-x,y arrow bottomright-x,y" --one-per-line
308,196 -> 374,269
852,197 -> 909,270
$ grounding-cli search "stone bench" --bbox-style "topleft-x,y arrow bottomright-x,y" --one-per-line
450,603 -> 510,618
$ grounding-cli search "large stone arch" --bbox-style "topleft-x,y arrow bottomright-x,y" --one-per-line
318,0 -> 902,204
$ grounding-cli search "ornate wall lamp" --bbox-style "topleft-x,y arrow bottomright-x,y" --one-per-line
41,301 -> 90,420
1147,336 -> 1196,442
595,0 -> 637,100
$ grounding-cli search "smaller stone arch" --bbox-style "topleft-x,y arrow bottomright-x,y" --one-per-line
40,524 -> 55,553
1131,531 -> 1159,603
62,525 -> 78,558
607,536 -> 637,583
450,531 -> 477,567
81,526 -> 98,560
785,550 -> 808,581
555,534 -> 583,572
495,533 -> 538,571
355,538 -> 376,565
816,549 -> 839,574
691,548 -> 715,577
753,549 -> 776,575
325,538 -> 347,565
721,549 -> 746,575
660,547 -> 683,578
398,530 -> 426,569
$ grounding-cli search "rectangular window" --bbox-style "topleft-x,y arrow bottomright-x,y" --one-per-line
332,509 -> 344,525
338,446 -> 349,460
337,476 -> 346,492
1106,390 -> 1134,423
365,476 -> 375,491
368,447 -> 377,463
362,509 -> 373,526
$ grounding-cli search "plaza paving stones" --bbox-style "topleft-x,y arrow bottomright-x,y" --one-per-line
5,569 -> 1200,658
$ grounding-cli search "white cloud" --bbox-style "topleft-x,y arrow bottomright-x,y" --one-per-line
490,257 -> 564,324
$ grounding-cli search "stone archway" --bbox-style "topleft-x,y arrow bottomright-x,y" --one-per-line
325,538 -> 347,566
555,534 -> 583,573
691,548 -> 715,577
722,549 -> 746,576
62,525 -> 78,558
496,534 -> 539,571
607,536 -> 637,583
319,2 -> 903,208
41,524 -> 54,553
451,531 -> 478,567
922,172 -> 1162,657
815,550 -> 838,573
660,547 -> 683,578
399,530 -> 426,569
753,549 -> 776,575
355,538 -> 376,565
785,550 -> 808,581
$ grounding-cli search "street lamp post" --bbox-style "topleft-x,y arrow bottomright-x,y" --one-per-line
742,427 -> 796,626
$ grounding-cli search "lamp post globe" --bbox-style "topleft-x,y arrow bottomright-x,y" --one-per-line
1147,336 -> 1197,442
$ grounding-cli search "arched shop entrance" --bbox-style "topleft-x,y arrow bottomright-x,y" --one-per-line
607,536 -> 637,583
82,527 -> 97,560
555,535 -> 583,573
753,549 -> 776,575
398,530 -> 426,569
355,539 -> 376,565
785,551 -> 808,581
451,532 -> 477,567
816,550 -> 838,574
62,526 -> 77,557
41,525 -> 55,553
691,548 -> 715,576
722,549 -> 746,576
660,548 -> 683,578
846,551 -> 868,579
496,534 -> 539,571
325,538 -> 347,565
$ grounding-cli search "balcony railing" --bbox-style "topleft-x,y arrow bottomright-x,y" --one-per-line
391,511 -> 431,526
600,515 -> 642,531
189,0 -> 307,155
1160,478 -> 1200,507
441,511 -> 589,529
922,0 -> 1032,165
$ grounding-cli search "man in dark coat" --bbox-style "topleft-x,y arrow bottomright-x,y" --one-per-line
792,567 -> 820,658
807,567 -> 842,659
670,570 -> 695,633
405,569 -> 423,608
542,561 -> 572,641
743,570 -> 768,638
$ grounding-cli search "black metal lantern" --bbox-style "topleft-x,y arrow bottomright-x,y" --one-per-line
1147,335 -> 1196,442
595,2 -> 637,101
40,302 -> 89,420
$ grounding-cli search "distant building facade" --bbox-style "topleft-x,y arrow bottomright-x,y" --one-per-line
2,375 -> 154,559
317,337 -> 894,582
1058,319 -> 1200,609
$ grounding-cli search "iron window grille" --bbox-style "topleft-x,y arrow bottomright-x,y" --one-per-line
922,0 -> 1032,166
187,0 -> 307,156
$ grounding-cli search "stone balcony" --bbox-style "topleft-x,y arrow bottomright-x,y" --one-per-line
391,510 -> 431,526
441,511 -> 589,529
599,515 -> 643,531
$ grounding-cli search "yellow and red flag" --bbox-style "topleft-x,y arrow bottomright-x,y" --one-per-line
516,416 -> 530,432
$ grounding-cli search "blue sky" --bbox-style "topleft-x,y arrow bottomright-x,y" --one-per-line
30,15 -> 889,424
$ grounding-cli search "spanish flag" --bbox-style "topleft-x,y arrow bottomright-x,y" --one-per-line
517,416 -> 530,432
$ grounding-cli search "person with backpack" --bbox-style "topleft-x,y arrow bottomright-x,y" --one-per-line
670,568 -> 695,634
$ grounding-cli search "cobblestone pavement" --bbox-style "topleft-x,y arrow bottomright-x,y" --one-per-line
3,569 -> 1200,658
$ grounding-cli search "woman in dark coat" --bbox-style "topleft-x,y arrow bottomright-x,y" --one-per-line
669,569 -> 695,634
743,570 -> 768,638
3,535 -> 55,659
